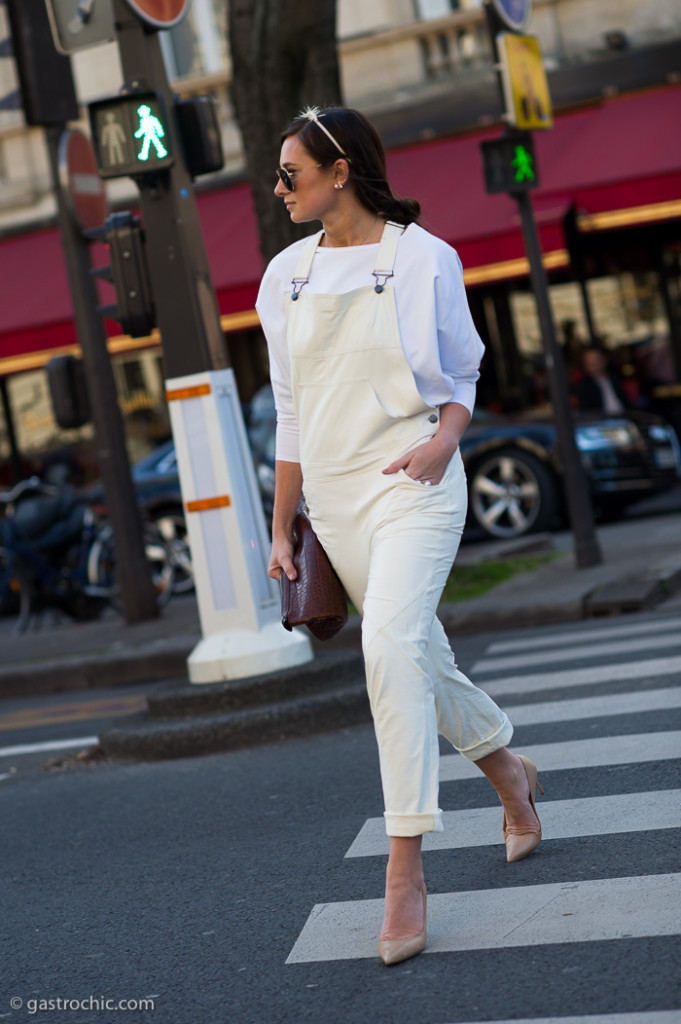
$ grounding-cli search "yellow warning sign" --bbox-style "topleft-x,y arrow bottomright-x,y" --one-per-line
497,33 -> 553,131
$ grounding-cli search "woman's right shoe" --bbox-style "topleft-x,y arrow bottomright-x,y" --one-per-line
502,754 -> 544,863
378,885 -> 427,966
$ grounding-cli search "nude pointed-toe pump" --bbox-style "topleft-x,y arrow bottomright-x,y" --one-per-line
378,885 -> 427,966
503,755 -> 544,863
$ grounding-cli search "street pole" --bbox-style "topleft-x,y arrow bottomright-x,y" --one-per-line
99,0 -> 313,681
514,188 -> 603,567
482,0 -> 602,568
45,125 -> 160,621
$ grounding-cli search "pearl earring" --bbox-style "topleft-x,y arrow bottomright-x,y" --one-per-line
334,182 -> 344,190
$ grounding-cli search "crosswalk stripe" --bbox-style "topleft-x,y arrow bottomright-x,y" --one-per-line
345,789 -> 681,857
285,872 -> 681,963
473,633 -> 681,675
439,732 -> 681,781
445,1015 -> 681,1024
487,617 -> 681,655
478,655 -> 681,697
500,687 -> 681,725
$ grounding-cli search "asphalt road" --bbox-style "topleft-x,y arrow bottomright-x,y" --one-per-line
1,609 -> 680,1024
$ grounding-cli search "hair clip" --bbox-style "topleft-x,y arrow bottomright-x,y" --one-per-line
298,106 -> 347,157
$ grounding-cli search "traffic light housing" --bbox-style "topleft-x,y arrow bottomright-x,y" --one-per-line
89,91 -> 174,178
6,0 -> 78,125
175,96 -> 224,177
47,355 -> 91,430
87,212 -> 156,338
481,132 -> 539,194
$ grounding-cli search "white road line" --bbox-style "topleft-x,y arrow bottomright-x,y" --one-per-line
473,634 -> 681,675
479,655 -> 681,698
345,789 -> 681,858
442,1015 -> 681,1024
0,736 -> 99,759
499,687 -> 681,726
487,617 -> 681,655
439,732 -> 681,782
286,872 -> 681,963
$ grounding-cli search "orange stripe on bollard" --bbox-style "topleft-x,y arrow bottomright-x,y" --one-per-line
165,383 -> 212,401
186,495 -> 231,513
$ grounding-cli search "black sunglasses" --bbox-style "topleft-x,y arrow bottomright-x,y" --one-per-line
276,163 -> 322,193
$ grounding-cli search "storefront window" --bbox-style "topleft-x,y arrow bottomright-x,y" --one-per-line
508,272 -> 677,412
3,370 -> 96,484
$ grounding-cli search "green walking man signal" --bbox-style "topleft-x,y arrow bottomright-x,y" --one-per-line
511,143 -> 536,183
480,131 -> 539,195
89,91 -> 174,178
134,104 -> 168,161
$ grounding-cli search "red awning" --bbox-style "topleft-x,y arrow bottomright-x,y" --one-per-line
1,83 -> 680,371
386,83 -> 681,271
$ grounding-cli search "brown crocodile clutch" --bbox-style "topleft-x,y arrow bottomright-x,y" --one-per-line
281,509 -> 347,641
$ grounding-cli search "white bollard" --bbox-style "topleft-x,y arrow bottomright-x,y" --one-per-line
166,368 -> 313,684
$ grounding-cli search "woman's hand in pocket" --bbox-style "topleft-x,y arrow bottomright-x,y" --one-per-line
382,435 -> 456,486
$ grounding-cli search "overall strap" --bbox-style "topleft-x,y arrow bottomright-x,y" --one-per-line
290,230 -> 323,300
373,221 -> 405,293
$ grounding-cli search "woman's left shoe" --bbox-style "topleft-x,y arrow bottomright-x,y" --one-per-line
502,754 -> 544,863
378,885 -> 427,966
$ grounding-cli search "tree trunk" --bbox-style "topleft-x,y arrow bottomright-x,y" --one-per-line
227,0 -> 342,266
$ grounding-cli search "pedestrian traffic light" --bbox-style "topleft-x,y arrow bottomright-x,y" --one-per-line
87,212 -> 156,338
89,91 -> 174,178
480,132 -> 539,195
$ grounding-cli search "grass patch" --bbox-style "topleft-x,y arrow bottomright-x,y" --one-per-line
441,553 -> 562,604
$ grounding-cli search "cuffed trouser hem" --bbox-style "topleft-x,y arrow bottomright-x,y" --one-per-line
384,809 -> 444,837
465,715 -> 514,762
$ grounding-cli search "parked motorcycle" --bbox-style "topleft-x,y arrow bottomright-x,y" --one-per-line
0,474 -> 172,633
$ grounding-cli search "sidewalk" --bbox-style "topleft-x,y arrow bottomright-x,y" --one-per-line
2,509 -> 680,759
1,511 -> 679,700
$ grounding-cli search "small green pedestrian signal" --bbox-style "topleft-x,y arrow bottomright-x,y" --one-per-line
134,104 -> 168,162
480,132 -> 539,194
89,91 -> 174,179
511,144 -> 536,183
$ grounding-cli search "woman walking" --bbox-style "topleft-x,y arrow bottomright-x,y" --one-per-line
256,106 -> 542,966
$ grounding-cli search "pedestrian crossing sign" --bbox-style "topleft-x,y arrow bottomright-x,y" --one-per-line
89,90 -> 174,178
497,32 -> 553,131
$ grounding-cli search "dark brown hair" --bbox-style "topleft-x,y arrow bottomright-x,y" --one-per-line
281,107 -> 420,226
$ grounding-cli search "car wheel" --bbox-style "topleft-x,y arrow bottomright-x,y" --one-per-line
151,509 -> 194,594
469,448 -> 557,539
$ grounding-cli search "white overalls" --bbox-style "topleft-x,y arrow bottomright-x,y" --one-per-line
286,221 -> 513,836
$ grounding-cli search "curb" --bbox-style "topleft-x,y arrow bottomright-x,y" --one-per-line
0,642 -> 196,699
98,650 -> 368,761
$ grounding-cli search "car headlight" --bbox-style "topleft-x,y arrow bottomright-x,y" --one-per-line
648,424 -> 672,443
575,422 -> 639,451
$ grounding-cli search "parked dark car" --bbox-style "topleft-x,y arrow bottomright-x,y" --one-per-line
462,408 -> 680,538
129,389 -> 681,555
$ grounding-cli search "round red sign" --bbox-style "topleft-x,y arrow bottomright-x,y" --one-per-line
58,130 -> 108,233
123,0 -> 191,28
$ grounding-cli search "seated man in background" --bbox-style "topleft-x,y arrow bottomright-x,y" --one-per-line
576,346 -> 637,413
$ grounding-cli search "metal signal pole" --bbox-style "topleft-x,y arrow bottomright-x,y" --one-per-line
482,0 -> 602,567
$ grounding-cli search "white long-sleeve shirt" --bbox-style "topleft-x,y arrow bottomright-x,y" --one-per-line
255,222 -> 485,463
